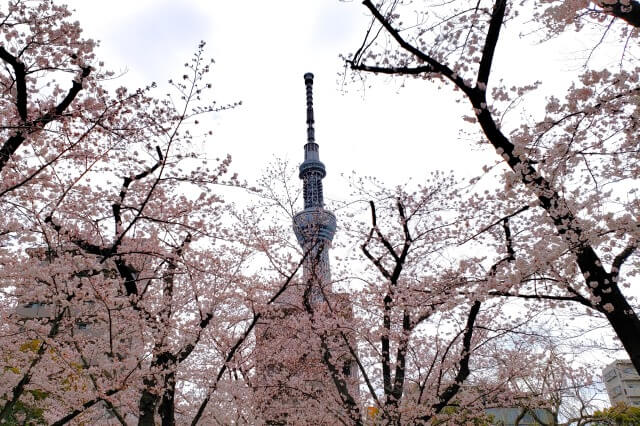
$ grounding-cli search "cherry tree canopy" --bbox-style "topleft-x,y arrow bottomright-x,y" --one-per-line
0,1 -> 629,424
346,0 -> 640,374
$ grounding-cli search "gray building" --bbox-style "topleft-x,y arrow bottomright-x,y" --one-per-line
485,407 -> 554,425
603,359 -> 640,406
15,248 -> 135,424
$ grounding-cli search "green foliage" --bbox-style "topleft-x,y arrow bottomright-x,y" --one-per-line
3,366 -> 19,374
28,389 -> 48,401
18,339 -> 41,353
0,395 -> 48,425
592,404 -> 640,426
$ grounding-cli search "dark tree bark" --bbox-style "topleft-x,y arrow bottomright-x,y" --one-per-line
0,45 -> 91,174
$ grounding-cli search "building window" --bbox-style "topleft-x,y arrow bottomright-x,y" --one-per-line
613,386 -> 622,396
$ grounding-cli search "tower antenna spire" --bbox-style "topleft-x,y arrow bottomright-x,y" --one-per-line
304,72 -> 315,145
298,72 -> 325,209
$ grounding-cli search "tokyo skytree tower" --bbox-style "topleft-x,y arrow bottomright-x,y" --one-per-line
292,73 -> 337,303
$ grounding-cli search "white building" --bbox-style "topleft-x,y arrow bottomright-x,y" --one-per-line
485,407 -> 554,425
603,360 -> 640,406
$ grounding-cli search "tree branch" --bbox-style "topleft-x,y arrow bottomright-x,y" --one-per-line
459,205 -> 529,246
612,240 -> 638,280
356,0 -> 473,94
111,146 -> 163,248
424,300 -> 481,420
190,254 -> 306,425
0,45 -> 27,120
0,59 -> 91,173
601,0 -> 640,28
476,0 -> 506,87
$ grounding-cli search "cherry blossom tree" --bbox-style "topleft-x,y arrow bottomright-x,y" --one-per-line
0,2 -> 276,425
246,162 -> 599,425
0,1 -> 630,424
345,0 -> 640,375
330,176 -> 611,425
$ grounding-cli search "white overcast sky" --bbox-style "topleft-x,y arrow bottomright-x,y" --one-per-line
60,0 -> 584,202
57,0 -> 617,238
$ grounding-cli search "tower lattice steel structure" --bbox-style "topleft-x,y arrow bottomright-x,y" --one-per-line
292,73 -> 337,302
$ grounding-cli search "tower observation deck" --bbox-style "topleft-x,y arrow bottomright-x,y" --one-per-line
292,73 -> 337,300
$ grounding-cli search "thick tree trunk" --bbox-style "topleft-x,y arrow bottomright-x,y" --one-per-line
159,372 -> 176,426
601,287 -> 640,372
138,380 -> 158,426
471,95 -> 640,374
